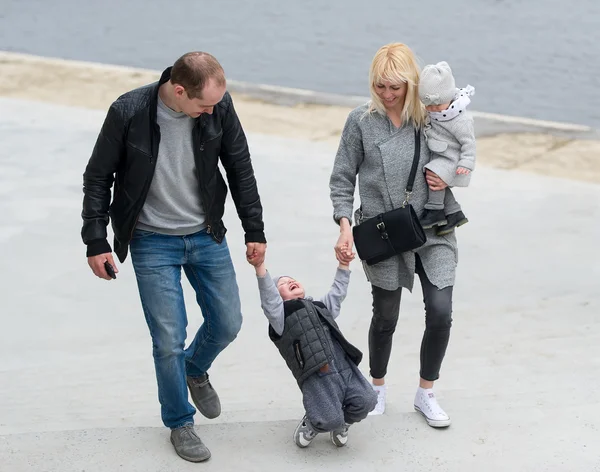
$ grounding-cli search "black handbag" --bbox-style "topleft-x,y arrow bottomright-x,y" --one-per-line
352,129 -> 427,266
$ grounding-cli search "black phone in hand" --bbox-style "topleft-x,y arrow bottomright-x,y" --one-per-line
104,261 -> 116,279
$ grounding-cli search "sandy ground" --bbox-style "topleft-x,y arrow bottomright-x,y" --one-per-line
1,51 -> 600,184
0,97 -> 599,471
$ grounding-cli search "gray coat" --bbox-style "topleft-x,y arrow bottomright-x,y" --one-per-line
329,104 -> 459,291
423,110 -> 476,187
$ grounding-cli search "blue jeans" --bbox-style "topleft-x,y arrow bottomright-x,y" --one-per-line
129,229 -> 242,429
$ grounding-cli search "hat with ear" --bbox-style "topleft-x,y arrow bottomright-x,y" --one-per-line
419,61 -> 457,106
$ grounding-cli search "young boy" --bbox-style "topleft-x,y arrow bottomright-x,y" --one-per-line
252,249 -> 377,448
418,60 -> 476,235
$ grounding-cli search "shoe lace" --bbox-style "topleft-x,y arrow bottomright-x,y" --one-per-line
190,376 -> 211,389
302,420 -> 317,439
179,424 -> 199,440
423,392 -> 445,416
375,389 -> 386,408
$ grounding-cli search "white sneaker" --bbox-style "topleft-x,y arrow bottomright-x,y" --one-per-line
413,388 -> 451,428
330,424 -> 350,447
368,385 -> 387,416
293,415 -> 318,448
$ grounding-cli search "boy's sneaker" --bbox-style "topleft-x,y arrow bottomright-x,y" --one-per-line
186,374 -> 221,419
414,387 -> 451,428
420,209 -> 448,229
330,424 -> 350,447
435,211 -> 468,236
293,415 -> 318,448
368,384 -> 387,416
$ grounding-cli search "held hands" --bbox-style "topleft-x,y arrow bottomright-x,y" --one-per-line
336,244 -> 352,270
247,242 -> 267,277
246,242 -> 267,267
334,218 -> 355,267
456,167 -> 471,175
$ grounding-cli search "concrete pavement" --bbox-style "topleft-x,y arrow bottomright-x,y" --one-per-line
0,97 -> 599,471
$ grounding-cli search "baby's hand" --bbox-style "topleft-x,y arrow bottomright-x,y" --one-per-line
337,243 -> 352,270
456,167 -> 471,175
254,262 -> 267,277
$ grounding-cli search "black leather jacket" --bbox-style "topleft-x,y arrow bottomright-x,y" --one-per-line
81,67 -> 266,262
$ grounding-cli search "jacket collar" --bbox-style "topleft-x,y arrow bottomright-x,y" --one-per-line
149,67 -> 173,123
158,66 -> 173,86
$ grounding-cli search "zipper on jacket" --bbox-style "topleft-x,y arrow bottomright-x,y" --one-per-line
129,214 -> 141,240
194,121 -> 214,238
293,340 -> 305,369
194,155 -> 212,236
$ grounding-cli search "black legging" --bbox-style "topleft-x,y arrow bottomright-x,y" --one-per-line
369,255 -> 453,381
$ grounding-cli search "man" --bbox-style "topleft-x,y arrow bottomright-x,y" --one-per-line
81,52 -> 267,462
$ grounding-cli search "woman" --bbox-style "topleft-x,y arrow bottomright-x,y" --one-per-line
329,43 -> 461,427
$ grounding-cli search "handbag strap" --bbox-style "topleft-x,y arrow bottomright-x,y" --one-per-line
402,128 -> 421,206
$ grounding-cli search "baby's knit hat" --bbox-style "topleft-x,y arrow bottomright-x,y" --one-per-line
272,275 -> 290,286
419,61 -> 457,106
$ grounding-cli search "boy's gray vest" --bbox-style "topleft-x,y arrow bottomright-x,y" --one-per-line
268,298 -> 363,387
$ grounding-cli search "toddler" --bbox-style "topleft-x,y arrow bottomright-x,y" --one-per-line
419,61 -> 476,235
252,250 -> 377,448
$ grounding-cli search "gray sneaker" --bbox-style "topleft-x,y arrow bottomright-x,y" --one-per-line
186,374 -> 221,419
330,424 -> 350,447
293,415 -> 318,448
170,424 -> 211,462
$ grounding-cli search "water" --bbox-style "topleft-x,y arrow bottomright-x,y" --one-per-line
1,0 -> 599,127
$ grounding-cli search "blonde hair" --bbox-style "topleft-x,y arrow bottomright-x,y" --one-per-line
367,43 -> 427,129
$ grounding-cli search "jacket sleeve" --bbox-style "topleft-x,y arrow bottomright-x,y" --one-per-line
219,93 -> 266,244
81,103 -> 126,257
319,268 -> 351,320
456,117 -> 477,171
256,270 -> 285,336
329,112 -> 364,225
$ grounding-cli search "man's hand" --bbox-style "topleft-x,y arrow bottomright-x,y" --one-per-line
246,242 -> 267,267
425,169 -> 449,191
88,253 -> 119,281
456,167 -> 471,175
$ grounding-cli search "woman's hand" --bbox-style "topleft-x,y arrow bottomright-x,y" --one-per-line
335,218 -> 355,265
425,170 -> 448,191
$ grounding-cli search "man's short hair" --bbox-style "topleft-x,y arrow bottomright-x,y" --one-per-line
170,52 -> 226,99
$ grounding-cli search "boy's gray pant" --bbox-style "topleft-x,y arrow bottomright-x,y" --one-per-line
301,359 -> 377,433
425,187 -> 462,212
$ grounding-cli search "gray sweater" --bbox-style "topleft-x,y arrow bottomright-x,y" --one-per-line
256,268 -> 350,336
137,96 -> 206,234
329,105 -> 459,291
